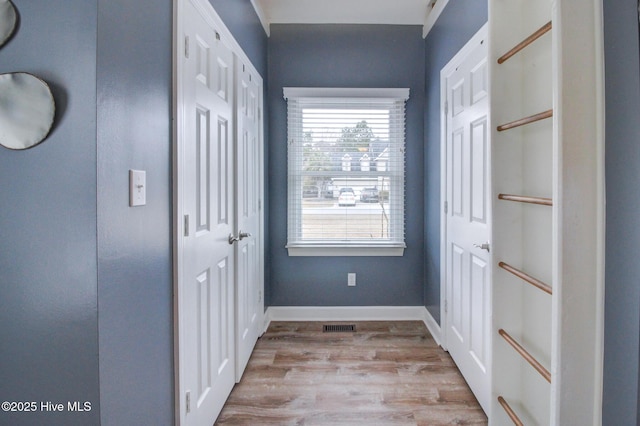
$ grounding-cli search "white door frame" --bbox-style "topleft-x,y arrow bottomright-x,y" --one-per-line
549,1 -> 605,423
172,0 -> 265,423
439,23 -> 489,354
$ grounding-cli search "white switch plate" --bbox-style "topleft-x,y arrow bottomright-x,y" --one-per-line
348,273 -> 356,287
129,169 -> 146,207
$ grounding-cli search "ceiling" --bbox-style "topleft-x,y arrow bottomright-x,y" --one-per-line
251,0 -> 433,34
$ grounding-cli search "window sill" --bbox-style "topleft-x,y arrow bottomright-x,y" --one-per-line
286,244 -> 405,257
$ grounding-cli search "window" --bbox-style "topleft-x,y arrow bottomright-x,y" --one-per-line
283,87 -> 409,256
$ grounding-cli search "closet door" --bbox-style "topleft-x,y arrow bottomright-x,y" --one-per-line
234,59 -> 263,381
443,26 -> 491,414
178,1 -> 236,424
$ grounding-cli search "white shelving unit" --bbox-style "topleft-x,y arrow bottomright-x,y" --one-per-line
489,0 -> 604,424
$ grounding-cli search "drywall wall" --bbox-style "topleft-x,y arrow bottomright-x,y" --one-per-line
0,1 -> 100,425
602,0 -> 640,424
96,0 -> 174,424
267,24 -> 425,307
423,0 -> 488,323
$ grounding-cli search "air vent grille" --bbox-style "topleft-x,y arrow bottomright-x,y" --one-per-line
323,324 -> 356,333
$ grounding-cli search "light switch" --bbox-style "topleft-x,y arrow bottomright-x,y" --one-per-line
129,169 -> 146,207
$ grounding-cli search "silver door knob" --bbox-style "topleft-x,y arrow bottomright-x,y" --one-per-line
228,231 -> 252,244
473,242 -> 490,252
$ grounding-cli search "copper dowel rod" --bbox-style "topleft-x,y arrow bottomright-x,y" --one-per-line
497,109 -> 553,132
498,21 -> 552,64
499,329 -> 551,383
499,262 -> 552,295
498,194 -> 553,206
498,396 -> 524,426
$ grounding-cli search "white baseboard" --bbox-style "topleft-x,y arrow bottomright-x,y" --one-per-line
421,307 -> 443,347
262,307 -> 272,334
263,306 -> 443,346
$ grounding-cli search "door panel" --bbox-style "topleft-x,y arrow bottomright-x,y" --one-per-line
179,1 -> 236,425
471,118 -> 488,224
177,3 -> 265,424
195,108 -> 210,232
195,269 -> 211,402
444,27 -> 491,414
450,243 -> 465,342
470,254 -> 488,371
234,60 -> 262,381
452,128 -> 465,217
471,59 -> 488,104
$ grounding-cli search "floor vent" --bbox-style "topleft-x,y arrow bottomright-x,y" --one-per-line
323,324 -> 356,333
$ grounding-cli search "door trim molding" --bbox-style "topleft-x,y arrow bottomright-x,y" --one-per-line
439,22 -> 489,353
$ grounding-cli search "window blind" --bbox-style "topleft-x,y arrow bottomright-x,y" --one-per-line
284,88 -> 409,255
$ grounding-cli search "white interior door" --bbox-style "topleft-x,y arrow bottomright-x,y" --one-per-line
177,1 -> 236,424
443,27 -> 491,414
233,59 -> 263,380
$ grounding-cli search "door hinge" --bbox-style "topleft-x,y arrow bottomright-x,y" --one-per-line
184,36 -> 190,58
184,214 -> 190,237
444,300 -> 448,314
444,100 -> 448,115
444,201 -> 448,214
185,391 -> 191,414
258,290 -> 262,303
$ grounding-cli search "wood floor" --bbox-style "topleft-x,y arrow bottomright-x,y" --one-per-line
215,321 -> 487,425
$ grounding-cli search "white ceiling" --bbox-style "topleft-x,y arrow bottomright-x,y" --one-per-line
252,0 -> 432,34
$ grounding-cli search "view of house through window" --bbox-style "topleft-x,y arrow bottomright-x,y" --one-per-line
300,113 -> 392,240
284,88 -> 409,255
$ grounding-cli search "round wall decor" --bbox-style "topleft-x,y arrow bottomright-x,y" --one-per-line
0,72 -> 56,150
0,0 -> 17,48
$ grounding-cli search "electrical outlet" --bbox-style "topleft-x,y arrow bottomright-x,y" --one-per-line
348,273 -> 356,287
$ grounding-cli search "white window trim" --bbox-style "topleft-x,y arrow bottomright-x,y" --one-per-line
284,87 -> 409,100
284,87 -> 409,257
287,244 -> 406,257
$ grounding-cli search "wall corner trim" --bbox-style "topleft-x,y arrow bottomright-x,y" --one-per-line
421,307 -> 442,346
423,0 -> 451,38
250,0 -> 270,37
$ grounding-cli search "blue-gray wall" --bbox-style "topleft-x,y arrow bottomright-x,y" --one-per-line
3,1 -> 640,424
423,1 -> 488,324
267,24 -> 425,306
96,1 -> 174,425
0,1 -> 266,425
0,2 -> 100,425
0,0 -> 267,425
602,0 -> 640,424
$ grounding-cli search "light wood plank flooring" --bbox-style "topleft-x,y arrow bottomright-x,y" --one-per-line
216,321 -> 487,425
